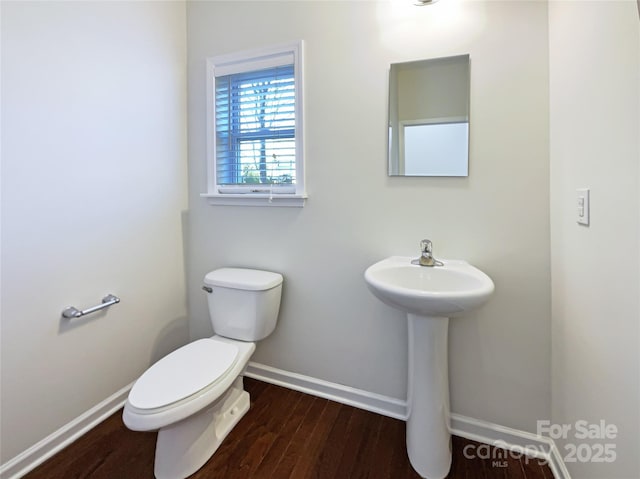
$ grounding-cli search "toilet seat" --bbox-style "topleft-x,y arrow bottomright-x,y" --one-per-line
123,336 -> 256,432
129,338 -> 239,410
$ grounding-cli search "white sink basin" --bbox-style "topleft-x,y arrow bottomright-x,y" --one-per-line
364,256 -> 494,317
364,254 -> 495,478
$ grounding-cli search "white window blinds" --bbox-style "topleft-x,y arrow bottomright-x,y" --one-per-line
204,42 -> 305,206
215,64 -> 296,192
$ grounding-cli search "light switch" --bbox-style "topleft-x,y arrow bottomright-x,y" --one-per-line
577,188 -> 590,226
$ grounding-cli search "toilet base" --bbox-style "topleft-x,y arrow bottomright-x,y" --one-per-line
154,376 -> 250,479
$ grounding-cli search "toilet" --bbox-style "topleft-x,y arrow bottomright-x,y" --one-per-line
122,267 -> 283,479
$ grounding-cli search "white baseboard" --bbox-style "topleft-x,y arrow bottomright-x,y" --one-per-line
450,413 -> 552,458
547,442 -> 572,479
244,361 -> 407,420
1,364 -> 571,479
0,382 -> 133,479
245,361 -> 570,479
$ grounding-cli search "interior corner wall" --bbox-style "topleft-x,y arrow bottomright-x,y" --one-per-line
549,1 -> 640,478
187,0 -> 551,434
1,1 -> 188,463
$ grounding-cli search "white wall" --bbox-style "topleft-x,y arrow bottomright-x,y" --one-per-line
549,1 -> 640,478
1,1 -> 188,463
187,0 -> 551,433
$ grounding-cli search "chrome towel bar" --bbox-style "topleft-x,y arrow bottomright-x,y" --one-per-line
62,294 -> 120,319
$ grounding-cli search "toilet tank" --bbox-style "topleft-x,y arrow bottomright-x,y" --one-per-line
203,268 -> 283,341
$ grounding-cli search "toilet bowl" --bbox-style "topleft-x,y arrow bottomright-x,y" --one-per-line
122,268 -> 283,479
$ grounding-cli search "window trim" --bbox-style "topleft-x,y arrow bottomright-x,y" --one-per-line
201,41 -> 306,207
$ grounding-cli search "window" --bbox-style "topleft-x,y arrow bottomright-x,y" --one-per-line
202,42 -> 305,207
400,119 -> 468,176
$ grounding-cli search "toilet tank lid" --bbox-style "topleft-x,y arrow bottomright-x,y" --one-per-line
204,268 -> 283,291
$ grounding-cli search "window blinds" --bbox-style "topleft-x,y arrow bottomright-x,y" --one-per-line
215,64 -> 296,189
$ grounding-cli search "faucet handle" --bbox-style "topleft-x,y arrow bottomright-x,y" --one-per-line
421,239 -> 432,254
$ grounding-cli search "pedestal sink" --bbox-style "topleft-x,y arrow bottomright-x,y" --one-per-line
364,256 -> 494,479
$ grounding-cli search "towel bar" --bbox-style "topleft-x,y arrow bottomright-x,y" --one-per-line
62,294 -> 120,319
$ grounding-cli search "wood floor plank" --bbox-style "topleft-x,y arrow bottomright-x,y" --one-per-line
23,411 -> 156,479
235,387 -> 305,477
387,416 -> 421,478
332,407 -> 375,476
308,401 -> 354,479
271,396 -> 328,478
288,399 -> 343,479
250,389 -> 316,478
192,381 -> 303,479
449,435 -> 471,479
23,378 -> 554,479
369,415 -> 411,479
348,412 -> 385,479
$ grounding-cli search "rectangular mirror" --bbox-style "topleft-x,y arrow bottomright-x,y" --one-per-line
388,54 -> 470,177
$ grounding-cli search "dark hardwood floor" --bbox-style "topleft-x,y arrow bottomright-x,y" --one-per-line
24,378 -> 553,479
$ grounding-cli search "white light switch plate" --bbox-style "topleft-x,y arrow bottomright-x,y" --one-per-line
577,188 -> 590,226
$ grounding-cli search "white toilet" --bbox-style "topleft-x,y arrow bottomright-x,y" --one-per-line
122,267 -> 283,479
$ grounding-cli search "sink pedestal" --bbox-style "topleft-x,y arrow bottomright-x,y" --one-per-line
406,314 -> 451,479
364,256 -> 495,479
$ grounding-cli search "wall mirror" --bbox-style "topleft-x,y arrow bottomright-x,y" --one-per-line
388,54 -> 470,177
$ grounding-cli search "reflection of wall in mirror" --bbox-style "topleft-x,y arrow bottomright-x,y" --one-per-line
396,58 -> 468,123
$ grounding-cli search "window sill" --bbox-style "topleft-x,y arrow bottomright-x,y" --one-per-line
200,192 -> 307,207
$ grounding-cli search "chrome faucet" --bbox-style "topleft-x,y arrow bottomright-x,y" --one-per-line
417,239 -> 443,267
